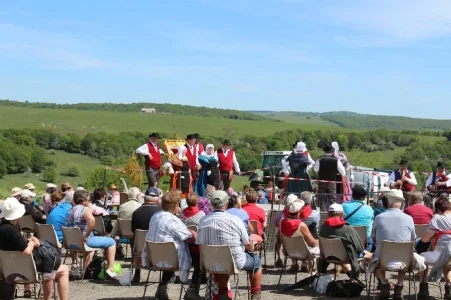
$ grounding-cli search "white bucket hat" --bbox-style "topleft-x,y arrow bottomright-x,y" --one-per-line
385,189 -> 405,202
0,198 -> 26,220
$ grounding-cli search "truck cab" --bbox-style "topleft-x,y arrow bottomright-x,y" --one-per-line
249,151 -> 292,188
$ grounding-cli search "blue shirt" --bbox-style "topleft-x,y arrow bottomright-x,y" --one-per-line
227,208 -> 249,228
46,201 -> 72,242
342,200 -> 374,237
257,198 -> 269,204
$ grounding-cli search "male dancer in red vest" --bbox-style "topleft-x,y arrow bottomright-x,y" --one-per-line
426,162 -> 451,192
178,134 -> 201,177
216,139 -> 241,191
389,159 -> 417,192
193,133 -> 205,156
136,133 -> 164,187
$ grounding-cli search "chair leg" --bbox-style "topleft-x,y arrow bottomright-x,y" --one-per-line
209,275 -> 213,300
277,257 -> 287,290
247,273 -> 251,300
63,251 -> 68,265
142,269 -> 152,299
129,255 -> 134,287
80,253 -> 86,283
179,283 -> 184,300
334,264 -> 337,281
295,260 -> 298,284
234,275 -> 240,300
34,283 -> 38,300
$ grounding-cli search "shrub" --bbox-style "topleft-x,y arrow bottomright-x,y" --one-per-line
42,166 -> 57,182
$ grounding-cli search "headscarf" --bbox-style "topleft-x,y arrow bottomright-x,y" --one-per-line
294,141 -> 307,154
331,141 -> 339,157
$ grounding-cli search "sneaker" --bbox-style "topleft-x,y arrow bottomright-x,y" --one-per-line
106,269 -> 118,280
274,258 -> 284,268
251,291 -> 262,300
183,287 -> 201,300
155,284 -> 169,300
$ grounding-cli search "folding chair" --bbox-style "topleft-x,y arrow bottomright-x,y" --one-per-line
187,225 -> 198,233
36,224 -> 62,249
117,219 -> 134,259
249,220 -> 266,267
277,235 -> 318,290
0,251 -> 43,300
129,229 -> 148,286
119,192 -> 128,205
18,215 -> 37,237
93,215 -> 106,236
318,237 -> 350,280
200,244 -> 251,300
415,224 -> 428,238
61,227 -> 105,282
142,241 -> 185,300
369,241 -> 415,300
352,226 -> 368,248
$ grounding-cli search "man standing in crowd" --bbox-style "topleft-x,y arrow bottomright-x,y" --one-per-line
426,162 -> 451,192
179,134 -> 201,180
216,139 -> 241,191
136,133 -> 164,188
389,159 -> 417,192
314,142 -> 345,209
193,133 -> 204,155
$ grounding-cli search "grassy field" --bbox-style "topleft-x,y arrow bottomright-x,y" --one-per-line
0,150 -> 100,199
0,105 -> 345,137
254,111 -> 339,126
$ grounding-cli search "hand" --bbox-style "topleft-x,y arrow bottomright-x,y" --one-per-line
350,175 -> 355,181
42,215 -> 47,220
30,236 -> 40,247
82,236 -> 88,245
238,171 -> 242,176
197,164 -> 201,170
229,170 -> 233,180
148,154 -> 153,160
429,185 -> 436,191
396,180 -> 403,185
39,205 -> 44,211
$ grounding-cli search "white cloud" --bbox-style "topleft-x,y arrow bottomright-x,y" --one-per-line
324,0 -> 451,43
0,23 -> 104,70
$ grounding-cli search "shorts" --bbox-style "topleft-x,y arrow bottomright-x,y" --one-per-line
87,236 -> 115,249
422,250 -> 441,264
241,252 -> 261,274
43,272 -> 56,280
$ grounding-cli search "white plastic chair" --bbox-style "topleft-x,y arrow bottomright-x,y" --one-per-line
117,219 -> 134,258
129,229 -> 148,286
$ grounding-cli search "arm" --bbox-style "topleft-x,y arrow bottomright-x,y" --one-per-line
337,159 -> 346,176
281,156 -> 290,175
446,174 -> 451,187
159,148 -> 165,155
83,208 -> 95,241
404,172 -> 417,185
136,143 -> 150,156
299,223 -> 319,247
26,203 -> 44,222
313,159 -> 320,173
307,153 -> 315,171
232,152 -> 241,174
425,174 -> 433,189
389,171 -> 396,185
184,231 -> 197,244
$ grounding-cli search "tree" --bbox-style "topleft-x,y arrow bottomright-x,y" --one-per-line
63,164 -> 80,177
30,148 -> 48,173
84,166 -> 132,190
42,166 -> 57,182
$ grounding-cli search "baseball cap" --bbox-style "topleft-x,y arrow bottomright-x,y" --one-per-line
210,190 -> 229,208
328,203 -> 344,212
20,189 -> 33,199
145,187 -> 161,197
288,200 -> 305,214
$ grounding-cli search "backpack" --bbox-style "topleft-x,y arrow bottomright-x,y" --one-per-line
32,240 -> 61,274
0,280 -> 15,300
326,279 -> 365,298
93,214 -> 113,234
84,256 -> 104,280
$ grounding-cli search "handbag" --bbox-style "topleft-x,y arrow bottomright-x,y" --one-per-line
32,240 -> 61,274
326,279 -> 365,298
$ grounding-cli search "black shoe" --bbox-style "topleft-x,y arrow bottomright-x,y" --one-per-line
183,287 -> 201,300
418,282 -> 429,299
445,284 -> 451,300
155,284 -> 169,300
378,283 -> 390,300
393,284 -> 403,300
132,271 -> 141,284
218,291 -> 232,300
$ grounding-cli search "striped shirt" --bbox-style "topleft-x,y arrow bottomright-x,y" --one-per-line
66,204 -> 88,235
198,210 -> 250,269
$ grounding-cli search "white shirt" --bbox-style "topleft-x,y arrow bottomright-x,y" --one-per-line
282,152 -> 315,174
215,148 -> 240,173
136,141 -> 165,156
425,172 -> 451,188
313,155 -> 346,176
389,170 -> 417,186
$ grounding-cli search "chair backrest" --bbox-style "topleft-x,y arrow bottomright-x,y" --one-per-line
352,226 -> 368,247
117,219 -> 134,238
36,224 -> 61,248
119,192 -> 128,205
318,237 -> 349,264
133,229 -> 148,255
93,215 -> 106,236
187,225 -> 198,233
249,220 -> 258,235
378,241 -> 414,272
415,224 -> 428,238
199,244 -> 238,276
281,235 -> 314,261
18,215 -> 37,233
0,251 -> 39,284
61,227 -> 84,252
145,241 -> 179,271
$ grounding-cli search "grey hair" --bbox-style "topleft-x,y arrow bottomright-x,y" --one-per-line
300,191 -> 313,204
128,187 -> 141,201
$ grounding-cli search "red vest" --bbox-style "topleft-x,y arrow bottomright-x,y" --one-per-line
146,142 -> 161,169
217,148 -> 234,171
196,143 -> 204,155
185,144 -> 197,171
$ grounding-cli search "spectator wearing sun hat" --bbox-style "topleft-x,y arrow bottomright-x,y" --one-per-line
19,189 -> 46,224
10,187 -> 22,200
107,184 -> 120,205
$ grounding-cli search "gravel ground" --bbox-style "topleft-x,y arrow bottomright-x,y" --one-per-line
13,250 -> 445,300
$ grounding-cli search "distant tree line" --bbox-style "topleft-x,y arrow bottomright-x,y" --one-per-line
0,127 -> 436,178
0,100 -> 277,122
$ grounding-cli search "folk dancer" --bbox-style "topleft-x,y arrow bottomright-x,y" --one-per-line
389,159 -> 417,202
193,133 -> 205,156
282,141 -> 313,196
165,147 -> 193,196
136,132 -> 164,188
426,162 -> 451,193
216,139 -> 241,191
314,142 -> 346,210
178,134 -> 201,193
332,141 -> 352,201
195,144 -> 220,196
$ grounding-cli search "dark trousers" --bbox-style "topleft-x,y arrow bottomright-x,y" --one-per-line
220,170 -> 231,191
146,168 -> 160,188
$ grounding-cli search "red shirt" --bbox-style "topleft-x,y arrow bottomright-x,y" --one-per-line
404,204 -> 433,225
242,203 -> 266,235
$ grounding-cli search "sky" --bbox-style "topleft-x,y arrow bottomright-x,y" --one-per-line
1,0 -> 451,118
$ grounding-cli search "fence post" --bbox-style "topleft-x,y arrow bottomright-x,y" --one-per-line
271,166 -> 276,210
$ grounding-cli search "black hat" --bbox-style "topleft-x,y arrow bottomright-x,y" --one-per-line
323,142 -> 333,152
437,162 -> 447,168
193,133 -> 201,139
149,132 -> 161,138
352,185 -> 368,199
222,139 -> 231,145
186,134 -> 196,140
399,159 -> 409,165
